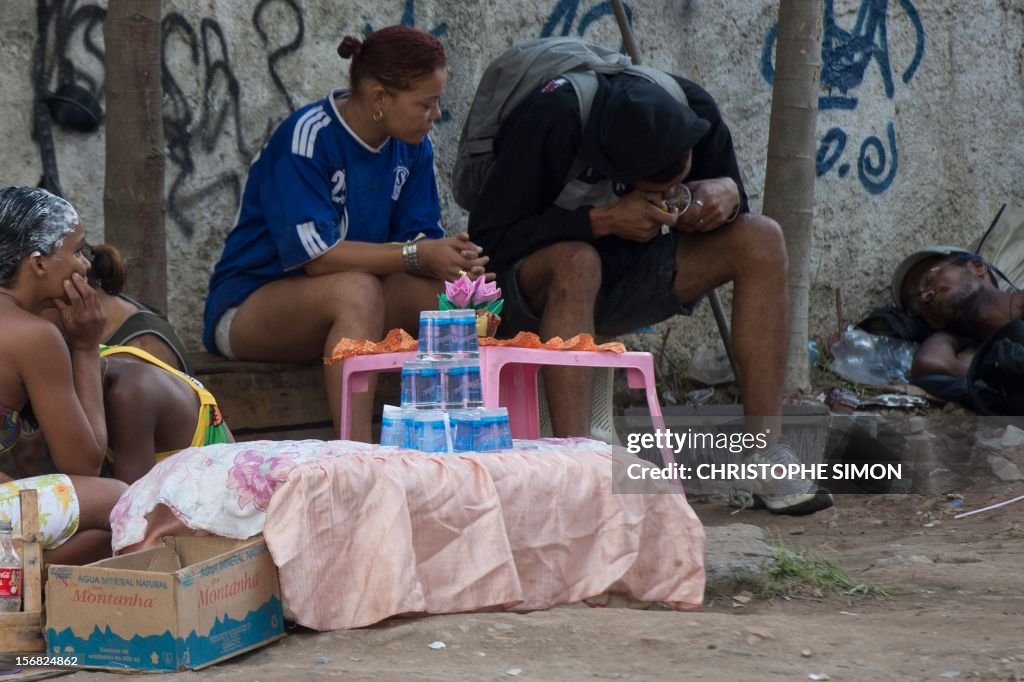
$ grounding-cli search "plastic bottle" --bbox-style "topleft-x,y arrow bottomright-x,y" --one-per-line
685,344 -> 735,385
807,340 -> 821,369
829,327 -> 918,386
0,519 -> 22,613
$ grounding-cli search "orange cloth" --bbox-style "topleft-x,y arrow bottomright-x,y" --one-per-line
480,332 -> 625,353
326,328 -> 417,364
326,330 -> 624,365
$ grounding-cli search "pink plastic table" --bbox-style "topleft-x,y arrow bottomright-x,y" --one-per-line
339,346 -> 672,466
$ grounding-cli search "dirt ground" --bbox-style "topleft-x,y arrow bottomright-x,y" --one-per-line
51,489 -> 1023,682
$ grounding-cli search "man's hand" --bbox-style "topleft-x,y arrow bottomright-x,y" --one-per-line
590,191 -> 677,242
416,232 -> 493,281
674,177 -> 740,233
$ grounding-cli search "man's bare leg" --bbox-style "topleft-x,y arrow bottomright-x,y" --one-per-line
671,214 -> 789,437
672,216 -> 831,514
516,242 -> 603,436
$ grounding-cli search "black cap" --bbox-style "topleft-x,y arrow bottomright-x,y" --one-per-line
580,75 -> 710,184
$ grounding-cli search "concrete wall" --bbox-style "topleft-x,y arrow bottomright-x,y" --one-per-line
2,0 -> 1022,373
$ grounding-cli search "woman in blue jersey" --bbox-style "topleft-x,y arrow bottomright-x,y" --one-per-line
0,186 -> 127,564
204,26 -> 487,441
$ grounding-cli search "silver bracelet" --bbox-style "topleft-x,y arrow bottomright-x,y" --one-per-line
401,241 -> 422,274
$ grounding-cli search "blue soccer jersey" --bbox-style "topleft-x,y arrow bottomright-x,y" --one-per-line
203,88 -> 444,352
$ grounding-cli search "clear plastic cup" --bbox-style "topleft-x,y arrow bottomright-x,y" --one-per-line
474,408 -> 512,451
401,361 -> 443,408
449,309 -> 479,357
444,360 -> 483,409
412,410 -> 451,453
418,310 -> 455,358
449,409 -> 480,452
380,405 -> 404,447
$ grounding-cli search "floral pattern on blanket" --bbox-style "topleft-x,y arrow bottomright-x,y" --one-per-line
111,438 -> 598,552
226,449 -> 300,512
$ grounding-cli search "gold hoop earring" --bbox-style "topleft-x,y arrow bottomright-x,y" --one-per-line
372,109 -> 383,123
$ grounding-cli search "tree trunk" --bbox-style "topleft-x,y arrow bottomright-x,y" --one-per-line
103,1 -> 165,310
761,0 -> 823,394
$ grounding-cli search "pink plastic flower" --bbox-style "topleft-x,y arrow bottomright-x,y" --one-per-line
472,279 -> 502,305
445,274 -> 477,308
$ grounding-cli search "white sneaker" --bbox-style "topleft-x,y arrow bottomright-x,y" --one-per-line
729,441 -> 834,515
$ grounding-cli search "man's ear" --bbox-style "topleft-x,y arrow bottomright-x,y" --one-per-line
966,259 -> 990,280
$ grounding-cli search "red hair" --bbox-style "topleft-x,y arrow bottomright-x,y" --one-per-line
337,26 -> 446,92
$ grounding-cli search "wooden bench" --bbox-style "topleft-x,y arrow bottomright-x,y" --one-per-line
189,352 -> 335,442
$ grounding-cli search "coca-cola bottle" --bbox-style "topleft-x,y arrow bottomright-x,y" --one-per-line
0,519 -> 22,612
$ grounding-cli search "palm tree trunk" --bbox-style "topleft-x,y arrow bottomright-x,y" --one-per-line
103,0 -> 166,310
761,0 -> 824,393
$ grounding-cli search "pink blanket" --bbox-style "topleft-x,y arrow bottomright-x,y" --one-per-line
264,438 -> 705,630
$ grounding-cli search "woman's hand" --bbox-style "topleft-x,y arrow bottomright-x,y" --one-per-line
53,273 -> 106,350
417,232 -> 492,281
674,177 -> 740,233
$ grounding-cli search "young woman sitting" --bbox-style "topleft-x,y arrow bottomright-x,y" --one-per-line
0,186 -> 126,565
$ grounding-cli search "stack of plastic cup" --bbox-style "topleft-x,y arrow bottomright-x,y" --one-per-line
387,310 -> 507,453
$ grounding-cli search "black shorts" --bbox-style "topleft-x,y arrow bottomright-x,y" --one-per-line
495,232 -> 704,339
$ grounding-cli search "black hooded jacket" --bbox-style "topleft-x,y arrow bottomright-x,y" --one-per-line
467,72 -> 749,273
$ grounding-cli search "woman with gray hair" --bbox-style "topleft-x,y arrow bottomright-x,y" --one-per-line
0,186 -> 126,565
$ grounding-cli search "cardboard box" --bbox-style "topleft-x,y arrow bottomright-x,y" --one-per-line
44,536 -> 284,671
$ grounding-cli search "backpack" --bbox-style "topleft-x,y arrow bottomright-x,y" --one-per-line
966,318 -> 1024,415
451,37 -> 688,212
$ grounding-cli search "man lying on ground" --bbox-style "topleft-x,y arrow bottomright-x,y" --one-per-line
892,245 -> 1024,413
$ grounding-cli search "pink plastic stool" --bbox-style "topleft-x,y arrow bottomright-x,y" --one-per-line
474,347 -> 667,440
339,346 -> 669,458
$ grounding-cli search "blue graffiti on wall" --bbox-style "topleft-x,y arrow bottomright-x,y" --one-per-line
762,0 -> 925,194
540,0 -> 632,41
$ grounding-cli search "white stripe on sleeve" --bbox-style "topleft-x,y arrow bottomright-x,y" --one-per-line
304,114 -> 332,158
291,106 -> 325,156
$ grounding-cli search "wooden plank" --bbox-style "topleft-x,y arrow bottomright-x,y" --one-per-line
233,425 -> 336,443
190,353 -> 330,431
19,490 -> 41,614
0,611 -> 44,651
0,491 -> 44,653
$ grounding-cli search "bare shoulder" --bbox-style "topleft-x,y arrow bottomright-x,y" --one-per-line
126,334 -> 186,371
104,357 -> 189,409
0,307 -> 67,365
